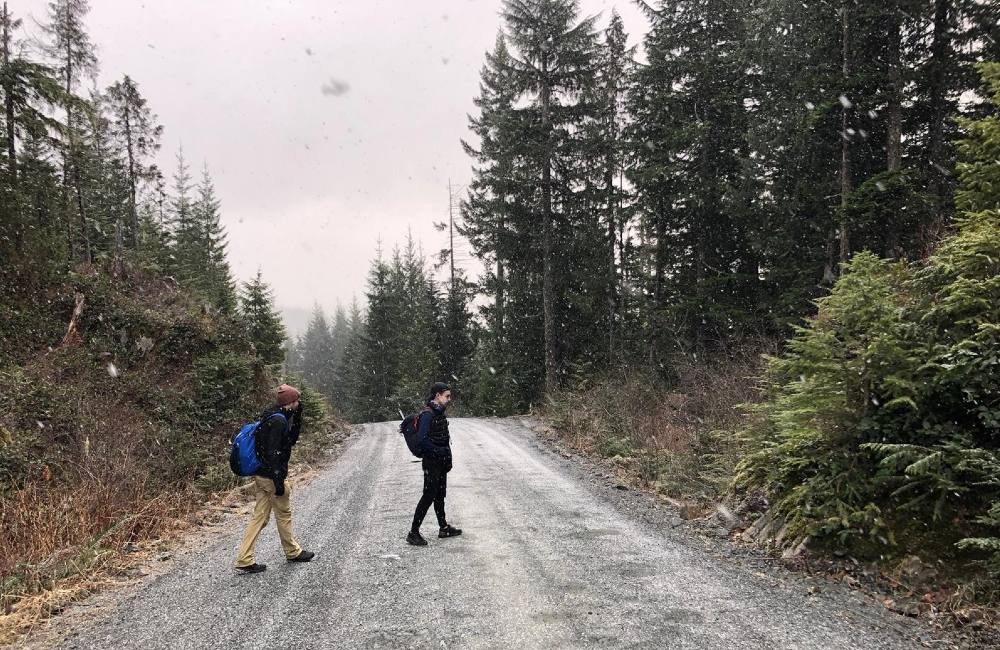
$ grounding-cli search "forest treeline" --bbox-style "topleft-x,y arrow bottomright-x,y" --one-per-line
290,0 -> 997,414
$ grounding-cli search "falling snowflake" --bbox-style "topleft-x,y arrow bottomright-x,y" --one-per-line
838,95 -> 853,109
107,362 -> 119,378
804,101 -> 815,110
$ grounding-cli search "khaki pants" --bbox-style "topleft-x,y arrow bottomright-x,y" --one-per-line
235,476 -> 302,567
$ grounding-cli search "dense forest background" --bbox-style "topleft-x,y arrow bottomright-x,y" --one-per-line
289,0 -> 998,417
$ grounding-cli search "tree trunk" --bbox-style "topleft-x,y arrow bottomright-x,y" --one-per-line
605,152 -> 617,364
124,104 -> 137,248
839,0 -> 851,265
649,206 -> 667,365
73,160 -> 91,264
496,208 -> 506,346
62,34 -> 76,261
540,71 -> 558,395
927,0 -> 950,226
2,3 -> 15,189
885,10 -> 903,258
2,2 -> 20,252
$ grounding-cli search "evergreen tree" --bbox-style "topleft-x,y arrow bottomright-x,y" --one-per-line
78,87 -> 129,267
460,35 -> 525,411
440,273 -> 474,388
500,0 -> 598,394
394,236 -> 441,407
104,74 -> 162,248
168,147 -> 197,279
42,0 -> 97,263
192,164 -> 236,310
332,298 -> 366,420
357,254 -> 400,421
239,269 -> 286,365
0,2 -> 62,255
329,303 -> 349,374
299,305 -> 337,398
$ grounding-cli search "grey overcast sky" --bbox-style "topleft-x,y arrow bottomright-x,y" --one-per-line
14,0 -> 649,333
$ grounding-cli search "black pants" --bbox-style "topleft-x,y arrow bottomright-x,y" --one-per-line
412,455 -> 450,531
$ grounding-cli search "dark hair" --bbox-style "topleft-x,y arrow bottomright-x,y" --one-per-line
426,381 -> 451,403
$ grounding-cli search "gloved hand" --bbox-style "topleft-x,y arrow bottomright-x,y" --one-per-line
273,479 -> 285,497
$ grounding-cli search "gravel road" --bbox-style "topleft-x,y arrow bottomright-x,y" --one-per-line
57,417 -> 941,649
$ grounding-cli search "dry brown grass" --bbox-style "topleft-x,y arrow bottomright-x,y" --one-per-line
0,471 -> 197,609
0,410 -> 350,645
544,342 -> 774,499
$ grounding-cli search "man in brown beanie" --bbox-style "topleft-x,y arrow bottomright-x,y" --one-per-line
235,383 -> 315,573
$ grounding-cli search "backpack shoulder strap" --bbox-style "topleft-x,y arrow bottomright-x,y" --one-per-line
258,412 -> 287,427
412,406 -> 432,428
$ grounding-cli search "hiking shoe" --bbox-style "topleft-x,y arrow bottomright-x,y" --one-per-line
288,550 -> 315,563
406,531 -> 428,546
236,563 -> 266,574
439,525 -> 463,538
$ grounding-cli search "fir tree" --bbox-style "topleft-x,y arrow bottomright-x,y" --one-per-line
239,269 -> 286,365
192,164 -> 236,310
104,74 -> 162,248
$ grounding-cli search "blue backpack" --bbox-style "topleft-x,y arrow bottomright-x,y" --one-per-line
229,412 -> 286,476
399,407 -> 431,458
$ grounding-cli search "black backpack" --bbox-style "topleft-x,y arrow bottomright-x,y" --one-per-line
399,406 -> 431,458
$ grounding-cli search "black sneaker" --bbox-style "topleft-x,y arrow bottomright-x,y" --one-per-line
287,550 -> 315,563
439,525 -> 463,538
406,531 -> 428,546
236,563 -> 267,574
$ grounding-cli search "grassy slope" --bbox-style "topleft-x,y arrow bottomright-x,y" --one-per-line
0,265 -> 345,641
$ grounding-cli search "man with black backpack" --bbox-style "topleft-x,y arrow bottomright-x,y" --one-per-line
406,382 -> 463,546
235,384 -> 315,573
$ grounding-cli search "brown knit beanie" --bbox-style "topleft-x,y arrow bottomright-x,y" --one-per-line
276,384 -> 301,407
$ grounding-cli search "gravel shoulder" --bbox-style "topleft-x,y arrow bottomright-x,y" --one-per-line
13,418 -> 960,649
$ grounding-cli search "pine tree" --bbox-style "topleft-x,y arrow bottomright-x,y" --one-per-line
0,2 -> 62,255
332,298 -> 366,420
628,0 -> 762,355
500,0 -> 598,394
78,87 -> 129,266
588,10 -> 633,362
394,236 -> 441,407
192,164 -> 236,310
239,269 -> 286,365
299,305 -> 337,398
329,303 -> 349,374
42,0 -> 97,264
105,74 -> 162,248
168,147 -> 197,279
460,34 -> 526,410
440,273 -> 473,388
